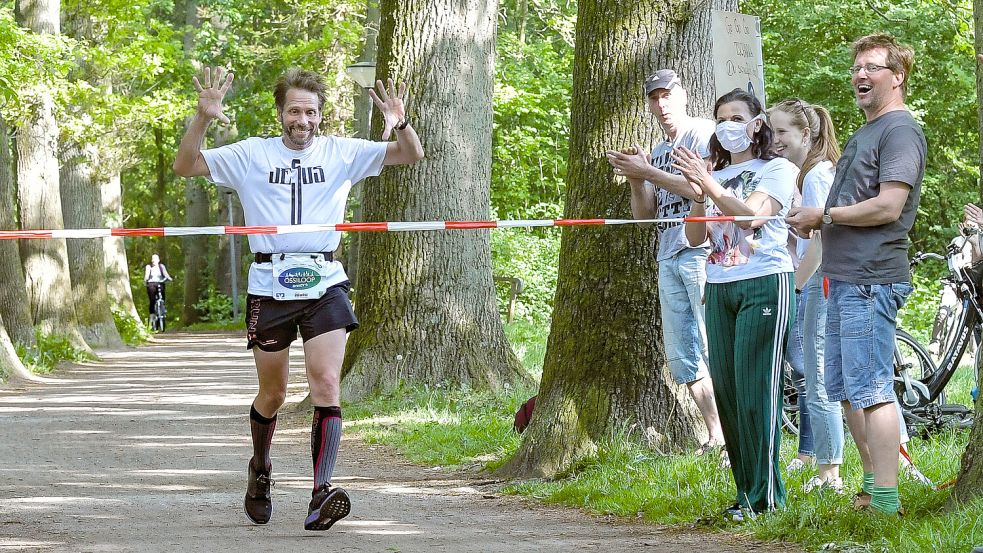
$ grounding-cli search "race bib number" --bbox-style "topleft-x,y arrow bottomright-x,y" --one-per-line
271,253 -> 331,301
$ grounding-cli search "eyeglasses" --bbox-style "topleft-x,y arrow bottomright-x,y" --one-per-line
849,63 -> 891,76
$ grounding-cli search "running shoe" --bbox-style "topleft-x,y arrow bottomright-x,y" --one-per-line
304,484 -> 351,531
244,462 -> 274,524
723,502 -> 745,522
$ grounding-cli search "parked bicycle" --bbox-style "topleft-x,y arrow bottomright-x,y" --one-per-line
895,227 -> 980,434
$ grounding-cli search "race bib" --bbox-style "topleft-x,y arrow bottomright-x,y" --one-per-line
271,253 -> 331,301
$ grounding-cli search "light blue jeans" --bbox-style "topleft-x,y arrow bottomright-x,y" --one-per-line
826,279 -> 913,409
791,273 -> 844,465
658,247 -> 710,384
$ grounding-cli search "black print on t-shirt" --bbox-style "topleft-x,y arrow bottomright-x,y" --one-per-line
652,145 -> 689,233
267,159 -> 327,225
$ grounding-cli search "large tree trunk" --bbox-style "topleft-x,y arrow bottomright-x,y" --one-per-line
499,0 -> 735,479
0,116 -> 35,347
101,173 -> 140,322
344,0 -> 380,289
0,315 -> 36,384
342,0 -> 529,399
15,0 -> 89,351
60,142 -> 123,347
181,180 -> 210,324
954,0 -> 983,503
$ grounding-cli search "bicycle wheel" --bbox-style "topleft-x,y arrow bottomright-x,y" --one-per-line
895,329 -> 943,405
155,300 -> 166,332
781,361 -> 800,435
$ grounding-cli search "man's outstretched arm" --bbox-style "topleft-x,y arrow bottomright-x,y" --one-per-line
173,66 -> 234,177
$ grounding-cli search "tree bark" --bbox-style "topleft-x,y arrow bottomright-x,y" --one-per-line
181,180 -> 210,324
0,314 -> 36,385
499,0 -> 735,479
344,0 -> 381,289
59,141 -> 123,347
59,11 -> 122,348
101,173 -> 141,322
342,0 -> 529,399
15,0 -> 89,351
0,116 -> 35,347
954,0 -> 983,503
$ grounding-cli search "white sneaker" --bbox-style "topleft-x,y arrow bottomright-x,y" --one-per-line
786,458 -> 808,473
802,476 -> 844,493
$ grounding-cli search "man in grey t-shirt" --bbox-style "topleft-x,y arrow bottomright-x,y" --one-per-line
788,34 -> 925,517
606,70 -> 723,453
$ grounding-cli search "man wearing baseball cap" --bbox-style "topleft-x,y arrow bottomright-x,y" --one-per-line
606,70 -> 724,457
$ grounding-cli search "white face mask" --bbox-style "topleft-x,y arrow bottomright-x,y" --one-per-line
715,114 -> 765,154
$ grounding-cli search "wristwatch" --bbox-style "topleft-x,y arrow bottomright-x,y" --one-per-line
822,207 -> 833,225
395,118 -> 410,130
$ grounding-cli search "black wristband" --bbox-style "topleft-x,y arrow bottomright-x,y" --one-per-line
795,288 -> 802,295
395,118 -> 409,130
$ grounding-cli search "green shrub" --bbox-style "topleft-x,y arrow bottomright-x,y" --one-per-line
193,286 -> 236,323
491,229 -> 560,324
15,331 -> 95,374
113,309 -> 149,345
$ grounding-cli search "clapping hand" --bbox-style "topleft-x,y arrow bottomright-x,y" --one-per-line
193,66 -> 234,125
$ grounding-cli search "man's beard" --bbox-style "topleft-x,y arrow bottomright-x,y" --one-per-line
283,123 -> 316,148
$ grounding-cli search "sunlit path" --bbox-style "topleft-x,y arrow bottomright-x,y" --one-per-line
0,333 -> 793,552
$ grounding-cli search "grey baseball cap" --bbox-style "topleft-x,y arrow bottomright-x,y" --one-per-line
644,69 -> 681,96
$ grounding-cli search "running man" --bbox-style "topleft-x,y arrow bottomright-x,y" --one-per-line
173,66 -> 424,530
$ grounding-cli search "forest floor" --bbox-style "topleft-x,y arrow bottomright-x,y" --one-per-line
0,332 -> 798,552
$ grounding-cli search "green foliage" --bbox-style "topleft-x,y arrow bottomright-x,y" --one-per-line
15,330 -> 95,374
492,33 -> 572,220
491,229 -> 560,324
112,309 -> 150,345
744,0 -> 979,255
504,319 -> 549,378
192,285 -> 238,324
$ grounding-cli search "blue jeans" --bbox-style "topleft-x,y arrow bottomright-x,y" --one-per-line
794,273 -> 844,464
785,317 -> 813,457
658,247 -> 710,384
825,280 -> 913,410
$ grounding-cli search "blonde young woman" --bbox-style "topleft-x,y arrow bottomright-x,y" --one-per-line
674,88 -> 798,518
769,99 -> 844,492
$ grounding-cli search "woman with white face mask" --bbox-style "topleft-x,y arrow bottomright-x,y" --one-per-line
673,88 -> 798,519
769,99 -> 846,494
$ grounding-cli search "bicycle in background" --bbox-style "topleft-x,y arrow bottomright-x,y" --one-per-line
896,227 -> 980,434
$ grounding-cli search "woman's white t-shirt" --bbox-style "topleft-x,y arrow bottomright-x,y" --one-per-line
702,157 -> 798,284
795,160 -> 834,261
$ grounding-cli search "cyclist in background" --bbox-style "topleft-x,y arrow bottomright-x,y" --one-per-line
144,253 -> 173,320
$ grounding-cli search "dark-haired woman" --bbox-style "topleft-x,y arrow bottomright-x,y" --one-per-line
674,89 -> 798,518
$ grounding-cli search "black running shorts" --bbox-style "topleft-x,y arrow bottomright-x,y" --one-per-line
246,282 -> 358,351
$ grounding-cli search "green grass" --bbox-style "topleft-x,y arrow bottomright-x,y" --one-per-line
344,320 -> 983,553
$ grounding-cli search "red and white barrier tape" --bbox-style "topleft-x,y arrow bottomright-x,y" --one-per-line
0,215 -> 783,240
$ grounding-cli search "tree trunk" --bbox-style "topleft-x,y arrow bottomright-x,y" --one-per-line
15,0 -> 89,351
342,0 -> 529,399
181,180 -> 210,324
345,0 -> 381,290
499,0 -> 735,479
101,173 -> 141,322
0,116 -> 35,347
954,0 -> 983,503
59,141 -> 123,347
0,314 -> 36,384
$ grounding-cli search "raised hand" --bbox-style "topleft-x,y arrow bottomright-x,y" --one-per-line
367,78 -> 407,140
965,203 -> 983,227
193,66 -> 234,125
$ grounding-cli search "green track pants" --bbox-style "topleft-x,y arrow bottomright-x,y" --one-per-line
704,272 -> 795,513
